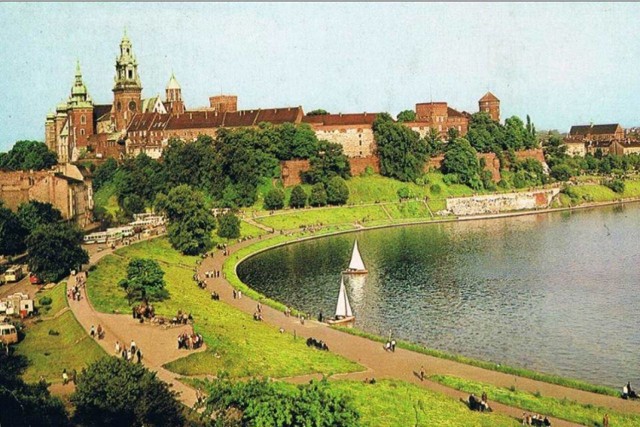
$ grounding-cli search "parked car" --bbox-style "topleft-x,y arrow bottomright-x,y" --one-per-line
29,273 -> 42,285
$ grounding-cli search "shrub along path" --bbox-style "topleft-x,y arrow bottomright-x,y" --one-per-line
196,232 -> 640,426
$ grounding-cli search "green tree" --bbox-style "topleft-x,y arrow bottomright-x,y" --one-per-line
326,176 -> 350,205
309,183 -> 328,207
0,140 -> 57,171
605,178 -> 625,193
373,113 -> 428,182
396,110 -> 416,122
307,109 -> 329,116
119,258 -> 168,305
264,188 -> 285,210
289,185 -> 308,208
425,128 -> 445,156
92,158 -> 118,192
26,222 -> 89,282
71,357 -> 184,427
466,112 -> 505,154
154,185 -> 215,255
17,201 -> 63,235
511,158 -> 546,188
303,141 -> 351,185
198,377 -> 359,427
0,353 -> 70,427
550,163 -> 574,181
442,138 -> 483,189
0,202 -> 28,256
217,211 -> 241,239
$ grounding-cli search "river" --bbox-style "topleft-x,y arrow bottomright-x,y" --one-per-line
237,203 -> 640,387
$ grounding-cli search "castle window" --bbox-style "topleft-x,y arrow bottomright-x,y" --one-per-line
80,129 -> 85,136
80,115 -> 86,124
128,69 -> 133,79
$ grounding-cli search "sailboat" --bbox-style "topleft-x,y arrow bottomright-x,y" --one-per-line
327,277 -> 355,325
343,240 -> 367,275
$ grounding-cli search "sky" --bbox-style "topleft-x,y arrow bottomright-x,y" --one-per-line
1,2 -> 639,151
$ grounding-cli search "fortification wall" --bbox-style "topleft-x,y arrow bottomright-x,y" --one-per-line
446,188 -> 560,216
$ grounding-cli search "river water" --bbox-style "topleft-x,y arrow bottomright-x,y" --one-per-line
238,203 -> 640,387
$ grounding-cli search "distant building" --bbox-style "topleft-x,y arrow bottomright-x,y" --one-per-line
404,102 -> 471,140
0,164 -> 93,228
564,124 -> 625,156
478,92 -> 501,122
302,113 -> 378,157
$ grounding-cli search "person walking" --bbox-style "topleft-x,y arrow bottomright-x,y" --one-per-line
62,369 -> 69,385
603,413 -> 610,427
136,348 -> 143,364
419,366 -> 425,381
90,325 -> 95,338
115,341 -> 121,355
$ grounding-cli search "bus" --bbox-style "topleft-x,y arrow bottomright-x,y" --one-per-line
4,266 -> 24,282
83,232 -> 107,244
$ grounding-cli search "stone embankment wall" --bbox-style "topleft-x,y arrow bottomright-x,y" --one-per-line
281,155 -> 380,186
446,188 -> 560,216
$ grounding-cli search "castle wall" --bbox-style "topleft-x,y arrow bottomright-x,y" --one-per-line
312,127 -> 375,157
446,189 -> 560,216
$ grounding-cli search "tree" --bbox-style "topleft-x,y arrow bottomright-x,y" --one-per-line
326,176 -> 350,205
307,109 -> 329,116
289,185 -> 308,208
0,140 -> 57,171
466,112 -> 505,154
17,201 -> 63,234
217,211 -> 241,239
442,138 -> 483,189
302,141 -> 351,185
309,183 -> 328,207
0,202 -> 27,256
264,188 -> 285,210
373,113 -> 428,182
71,357 -> 184,427
92,158 -> 118,192
119,258 -> 168,305
425,128 -> 445,156
550,163 -> 574,182
0,353 -> 70,427
155,185 -> 215,255
26,222 -> 89,283
511,158 -> 546,188
198,377 -> 359,427
396,110 -> 416,122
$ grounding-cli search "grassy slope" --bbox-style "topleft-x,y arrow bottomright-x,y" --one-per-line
334,380 -> 519,427
87,238 -> 360,378
15,283 -> 105,383
93,182 -> 120,216
432,375 -> 640,427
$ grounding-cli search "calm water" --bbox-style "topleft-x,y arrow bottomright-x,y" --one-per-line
238,204 -> 640,387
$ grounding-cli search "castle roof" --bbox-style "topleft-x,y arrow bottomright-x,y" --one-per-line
302,112 -> 379,126
447,107 -> 465,118
570,124 -> 621,136
479,92 -> 500,102
166,73 -> 181,90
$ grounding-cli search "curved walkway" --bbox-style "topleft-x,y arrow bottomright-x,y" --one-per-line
196,233 -> 640,426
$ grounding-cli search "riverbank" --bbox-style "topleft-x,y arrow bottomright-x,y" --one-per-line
227,194 -> 640,397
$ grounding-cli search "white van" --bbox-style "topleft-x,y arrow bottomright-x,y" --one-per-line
0,324 -> 18,344
4,266 -> 24,282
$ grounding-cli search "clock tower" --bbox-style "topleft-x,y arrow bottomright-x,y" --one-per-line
112,29 -> 142,131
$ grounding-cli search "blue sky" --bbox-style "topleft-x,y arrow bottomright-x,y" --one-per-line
1,2 -> 639,151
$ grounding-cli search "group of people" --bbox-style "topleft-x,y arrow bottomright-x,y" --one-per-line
467,392 -> 491,412
622,381 -> 638,399
253,302 -> 263,321
521,413 -> 551,426
115,340 -> 143,363
68,280 -> 84,301
210,291 -> 220,300
232,289 -> 243,299
170,310 -> 192,326
177,332 -> 203,350
204,270 -> 221,279
132,303 -> 155,320
89,324 -> 105,340
306,337 -> 329,351
384,339 -> 396,352
61,368 -> 77,385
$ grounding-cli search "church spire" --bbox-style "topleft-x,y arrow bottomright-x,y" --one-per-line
113,28 -> 142,91
69,60 -> 91,107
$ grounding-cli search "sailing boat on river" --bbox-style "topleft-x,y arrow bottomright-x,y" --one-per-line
327,277 -> 355,325
343,240 -> 367,275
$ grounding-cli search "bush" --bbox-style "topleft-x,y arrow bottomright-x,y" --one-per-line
430,184 -> 442,195
442,173 -> 459,185
604,178 -> 625,194
550,163 -> 574,182
361,165 -> 374,177
397,186 -> 414,200
48,329 -> 60,336
497,179 -> 510,189
326,176 -> 350,205
39,296 -> 53,306
217,211 -> 241,239
289,185 -> 307,208
264,188 -> 285,210
561,185 -> 579,200
309,183 -> 328,207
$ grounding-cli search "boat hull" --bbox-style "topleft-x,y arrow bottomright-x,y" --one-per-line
327,316 -> 355,326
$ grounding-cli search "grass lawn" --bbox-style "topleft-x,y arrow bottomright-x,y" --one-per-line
15,283 -> 105,384
93,182 -> 120,217
332,380 -> 519,427
431,375 -> 640,427
88,238 -> 361,379
256,205 -> 389,230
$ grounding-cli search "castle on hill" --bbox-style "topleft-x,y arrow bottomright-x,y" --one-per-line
45,31 -> 501,164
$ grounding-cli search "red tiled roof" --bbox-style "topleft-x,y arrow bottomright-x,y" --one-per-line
302,113 -> 379,126
479,92 -> 499,102
164,107 -> 302,130
447,107 -> 465,118
570,124 -> 621,136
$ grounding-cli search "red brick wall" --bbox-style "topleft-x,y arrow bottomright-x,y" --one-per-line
350,155 -> 380,176
281,159 -> 311,187
514,148 -> 545,164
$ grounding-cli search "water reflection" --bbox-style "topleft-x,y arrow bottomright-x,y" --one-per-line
238,203 -> 640,387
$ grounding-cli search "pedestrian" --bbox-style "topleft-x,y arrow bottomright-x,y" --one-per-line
233,289 -> 237,299
603,413 -> 609,427
391,339 -> 396,352
130,340 -> 136,354
136,348 -> 143,364
237,290 -> 241,299
97,324 -> 103,339
62,369 -> 69,385
115,341 -> 121,355
71,369 -> 77,384
420,366 -> 425,381
90,325 -> 95,338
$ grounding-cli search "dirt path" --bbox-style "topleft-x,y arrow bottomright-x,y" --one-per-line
195,235 -> 640,426
65,237 -> 205,408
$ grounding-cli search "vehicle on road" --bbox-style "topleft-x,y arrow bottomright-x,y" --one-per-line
4,266 -> 24,283
0,323 -> 18,344
29,273 -> 42,285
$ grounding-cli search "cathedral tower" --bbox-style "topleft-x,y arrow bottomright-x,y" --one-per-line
478,92 -> 500,122
165,73 -> 185,115
112,29 -> 142,131
67,61 -> 94,150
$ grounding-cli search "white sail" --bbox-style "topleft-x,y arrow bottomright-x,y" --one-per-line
335,277 -> 353,318
348,240 -> 366,271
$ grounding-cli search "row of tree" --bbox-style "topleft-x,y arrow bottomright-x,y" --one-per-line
0,140 -> 57,171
